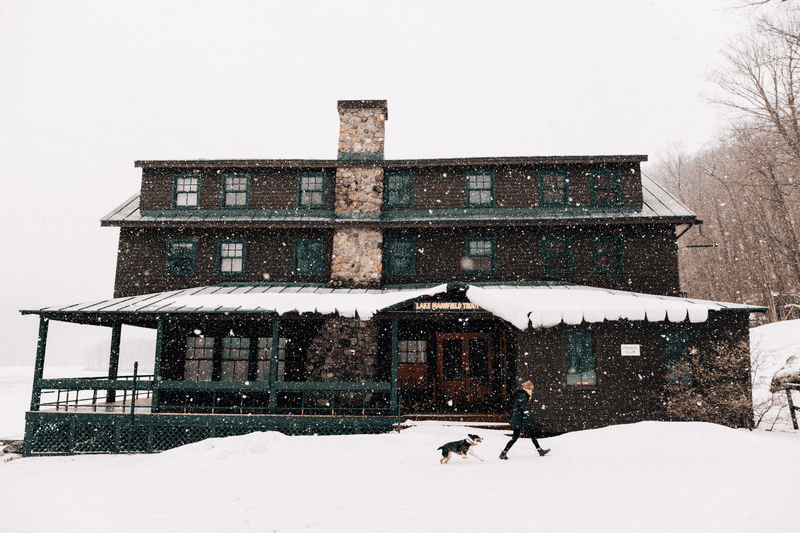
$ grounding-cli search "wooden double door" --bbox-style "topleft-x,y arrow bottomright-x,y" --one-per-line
436,332 -> 495,406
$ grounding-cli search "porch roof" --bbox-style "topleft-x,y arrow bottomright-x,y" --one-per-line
21,282 -> 765,330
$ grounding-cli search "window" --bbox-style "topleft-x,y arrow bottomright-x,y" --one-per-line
466,171 -> 495,207
256,337 -> 287,381
385,171 -> 414,208
166,239 -> 197,276
566,330 -> 595,385
221,173 -> 249,208
385,238 -> 416,276
217,240 -> 246,275
184,336 -> 215,381
297,172 -> 326,209
542,236 -> 573,274
465,237 -> 496,274
293,238 -> 324,276
590,169 -> 621,206
594,235 -> 625,273
398,340 -> 427,364
539,170 -> 569,206
220,337 -> 250,381
173,174 -> 201,208
665,330 -> 692,383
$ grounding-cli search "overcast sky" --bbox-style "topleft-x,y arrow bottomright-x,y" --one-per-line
0,0 -> 776,366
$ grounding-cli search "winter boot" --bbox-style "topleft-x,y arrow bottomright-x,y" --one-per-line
499,450 -> 508,460
537,448 -> 550,456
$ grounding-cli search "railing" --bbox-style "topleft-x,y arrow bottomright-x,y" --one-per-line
38,374 -> 154,412
33,377 -> 396,417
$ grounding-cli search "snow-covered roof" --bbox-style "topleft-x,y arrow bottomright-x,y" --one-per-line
22,282 -> 765,330
771,355 -> 800,391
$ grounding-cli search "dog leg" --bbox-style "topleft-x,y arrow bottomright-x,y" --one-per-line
469,449 -> 484,461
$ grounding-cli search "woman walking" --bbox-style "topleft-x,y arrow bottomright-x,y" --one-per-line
499,380 -> 550,459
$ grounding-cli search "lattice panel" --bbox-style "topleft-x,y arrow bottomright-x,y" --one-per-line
74,424 -> 115,453
152,426 -> 210,452
120,426 -> 149,453
213,427 -> 257,439
30,422 -> 70,454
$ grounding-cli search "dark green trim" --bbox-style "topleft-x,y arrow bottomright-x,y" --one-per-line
171,173 -> 202,209
152,318 -> 164,411
593,235 -> 625,274
293,238 -> 324,277
384,237 -> 417,277
215,239 -> 247,276
107,323 -> 122,404
384,171 -> 414,208
296,171 -> 327,209
590,169 -> 622,206
465,236 -> 497,275
29,316 -> 49,412
542,235 -> 574,275
539,169 -> 570,206
337,150 -> 384,161
220,173 -> 250,209
465,170 -> 496,208
391,318 -> 399,412
165,238 -> 197,277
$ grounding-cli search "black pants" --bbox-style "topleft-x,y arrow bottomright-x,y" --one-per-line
503,426 -> 541,452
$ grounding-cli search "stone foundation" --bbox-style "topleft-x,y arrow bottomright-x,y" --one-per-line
305,318 -> 379,382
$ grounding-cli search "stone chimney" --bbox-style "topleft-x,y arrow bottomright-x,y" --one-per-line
331,100 -> 387,288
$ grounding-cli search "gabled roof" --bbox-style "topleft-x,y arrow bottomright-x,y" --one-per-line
21,282 -> 764,330
101,175 -> 695,227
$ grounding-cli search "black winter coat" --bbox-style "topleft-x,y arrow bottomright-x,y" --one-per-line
508,388 -> 535,429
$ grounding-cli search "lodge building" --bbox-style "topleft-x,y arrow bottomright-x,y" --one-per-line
21,100 -> 764,455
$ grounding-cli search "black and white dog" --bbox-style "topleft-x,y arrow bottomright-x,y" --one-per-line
437,434 -> 483,464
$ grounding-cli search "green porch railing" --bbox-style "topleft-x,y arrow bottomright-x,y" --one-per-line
37,375 -> 154,412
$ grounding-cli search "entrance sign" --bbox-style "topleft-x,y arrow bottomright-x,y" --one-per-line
621,344 -> 641,356
415,302 -> 480,311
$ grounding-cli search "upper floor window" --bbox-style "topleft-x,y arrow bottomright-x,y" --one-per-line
593,235 -> 625,273
541,236 -> 573,275
590,169 -> 621,206
297,172 -> 326,209
385,238 -> 417,277
464,237 -> 496,274
385,171 -> 414,208
539,170 -> 569,206
665,330 -> 692,383
221,173 -> 249,208
166,239 -> 197,276
217,240 -> 246,276
466,171 -> 495,207
293,238 -> 324,276
173,174 -> 201,208
566,330 -> 595,385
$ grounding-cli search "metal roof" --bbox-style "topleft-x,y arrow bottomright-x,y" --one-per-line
101,175 -> 695,227
21,282 -> 765,330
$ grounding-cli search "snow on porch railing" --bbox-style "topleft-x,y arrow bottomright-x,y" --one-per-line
36,374 -> 154,413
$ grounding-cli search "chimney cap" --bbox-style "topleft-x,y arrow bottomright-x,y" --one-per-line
337,100 -> 388,119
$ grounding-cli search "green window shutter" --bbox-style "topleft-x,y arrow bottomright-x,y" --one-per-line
385,238 -> 416,276
465,171 -> 495,207
465,237 -> 496,274
541,236 -> 573,274
293,238 -> 324,276
166,239 -> 197,276
221,173 -> 250,208
216,239 -> 247,276
590,169 -> 621,206
172,174 -> 201,208
297,172 -> 327,209
665,330 -> 692,383
539,170 -> 569,206
593,235 -> 625,273
385,171 -> 414,208
566,330 -> 595,385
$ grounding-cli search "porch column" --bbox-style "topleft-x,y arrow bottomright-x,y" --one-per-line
268,317 -> 280,412
106,323 -> 122,403
390,318 -> 399,414
29,316 -> 49,411
151,318 -> 165,412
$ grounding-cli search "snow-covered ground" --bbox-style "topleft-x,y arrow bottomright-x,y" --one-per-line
2,322 -> 800,532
